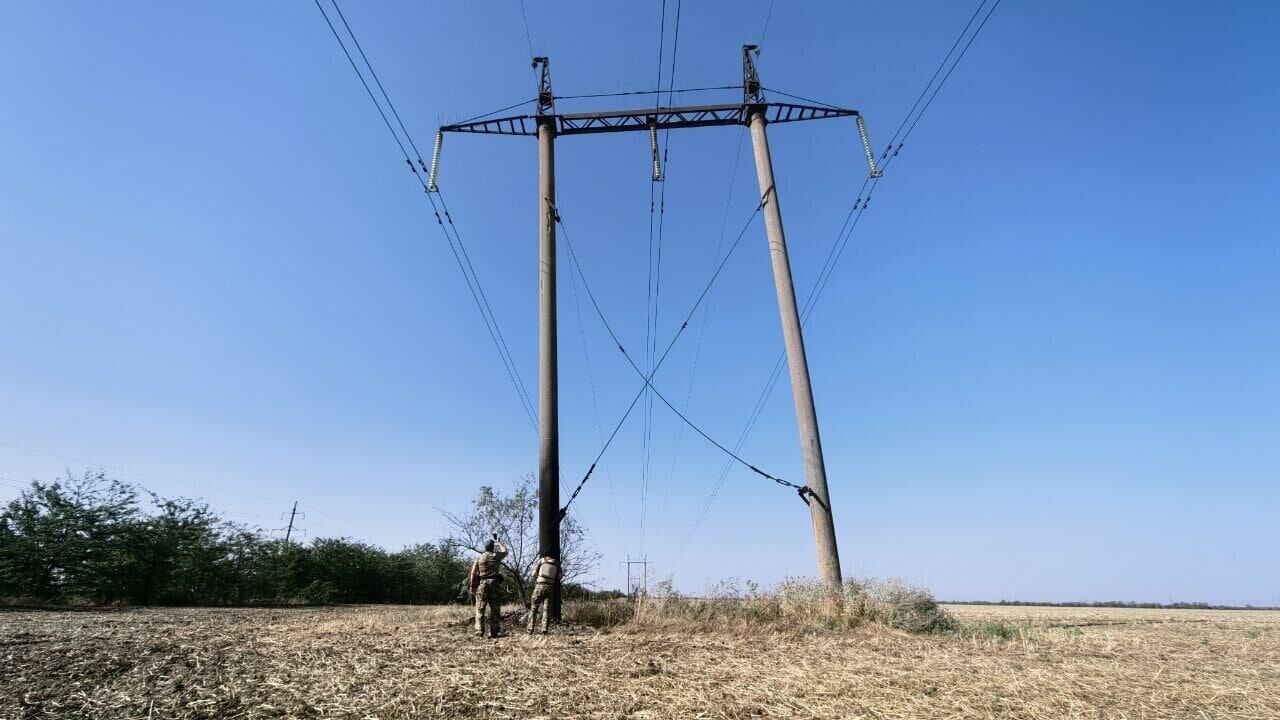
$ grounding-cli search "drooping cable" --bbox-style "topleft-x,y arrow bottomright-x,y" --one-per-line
311,0 -> 539,430
557,195 -> 800,518
658,127 -> 746,519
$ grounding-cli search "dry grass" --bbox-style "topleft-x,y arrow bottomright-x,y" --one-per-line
2,602 -> 1278,718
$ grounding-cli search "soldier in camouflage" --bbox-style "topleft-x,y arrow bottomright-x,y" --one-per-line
526,555 -> 562,634
469,537 -> 507,638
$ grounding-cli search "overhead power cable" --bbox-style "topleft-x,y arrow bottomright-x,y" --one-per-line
758,0 -> 777,51
311,1 -> 607,558
517,0 -> 536,59
883,0 -> 992,153
328,0 -> 428,168
658,127 -> 747,519
453,98 -> 537,125
554,85 -> 740,100
312,0 -> 538,430
759,86 -> 841,109
566,257 -> 625,530
555,193 -> 809,518
643,0 -> 686,553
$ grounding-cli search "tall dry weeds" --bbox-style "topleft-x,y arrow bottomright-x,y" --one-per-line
613,576 -> 956,635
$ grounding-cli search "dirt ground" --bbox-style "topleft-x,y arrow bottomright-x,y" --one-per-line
2,603 -> 1277,719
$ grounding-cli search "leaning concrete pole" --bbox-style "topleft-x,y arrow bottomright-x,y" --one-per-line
748,111 -> 843,591
537,115 -> 562,621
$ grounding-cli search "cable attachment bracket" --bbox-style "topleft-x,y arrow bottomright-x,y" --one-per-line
796,485 -> 830,511
649,121 -> 664,181
533,56 -> 555,116
742,45 -> 766,105
856,115 -> 883,179
426,129 -> 443,192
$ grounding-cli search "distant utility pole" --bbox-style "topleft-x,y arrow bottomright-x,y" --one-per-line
434,46 -> 881,596
283,501 -> 299,544
622,556 -> 651,599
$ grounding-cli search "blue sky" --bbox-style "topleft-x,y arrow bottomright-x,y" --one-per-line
1,1 -> 1276,604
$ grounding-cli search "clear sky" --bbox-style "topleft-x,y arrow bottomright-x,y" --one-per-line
1,1 -> 1277,605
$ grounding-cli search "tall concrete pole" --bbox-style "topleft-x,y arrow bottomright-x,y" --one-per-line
284,500 -> 298,544
748,111 -> 843,591
537,117 -> 562,621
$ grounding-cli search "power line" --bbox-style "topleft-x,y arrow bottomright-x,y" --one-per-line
882,0 -> 990,152
641,0 -> 684,554
555,195 -> 786,517
758,0 -> 777,51
639,0 -> 673,554
309,0 -> 608,557
311,0 -> 539,431
311,0 -> 416,170
759,86 -> 841,109
553,85 -> 740,101
328,0 -> 427,166
517,0 -> 536,59
658,126 -> 747,520
452,98 -> 537,125
898,0 -> 1005,147
435,191 -> 539,428
566,256 -> 624,531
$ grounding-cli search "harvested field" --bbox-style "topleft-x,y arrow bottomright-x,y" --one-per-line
2,603 -> 1277,719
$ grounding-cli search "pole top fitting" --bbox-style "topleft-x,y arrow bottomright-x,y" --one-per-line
533,56 -> 555,116
742,45 -> 765,105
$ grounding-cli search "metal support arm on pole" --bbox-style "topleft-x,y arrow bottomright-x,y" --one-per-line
440,102 -> 857,137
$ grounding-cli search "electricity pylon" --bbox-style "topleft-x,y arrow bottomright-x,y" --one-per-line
434,47 -> 882,611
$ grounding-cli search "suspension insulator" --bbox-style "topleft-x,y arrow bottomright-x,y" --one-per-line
649,123 -> 663,182
427,130 -> 444,192
856,116 -> 883,179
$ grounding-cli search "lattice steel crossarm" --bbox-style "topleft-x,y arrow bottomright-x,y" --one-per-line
440,102 -> 858,137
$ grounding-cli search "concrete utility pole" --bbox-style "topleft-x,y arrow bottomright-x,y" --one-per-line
284,500 -> 299,545
748,112 -> 842,589
533,57 -> 563,622
436,46 -> 880,595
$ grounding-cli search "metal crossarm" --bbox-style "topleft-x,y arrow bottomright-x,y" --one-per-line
440,102 -> 858,137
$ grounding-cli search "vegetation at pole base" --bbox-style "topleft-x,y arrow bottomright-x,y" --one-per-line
564,577 -> 959,635
439,474 -> 601,607
0,471 -> 471,606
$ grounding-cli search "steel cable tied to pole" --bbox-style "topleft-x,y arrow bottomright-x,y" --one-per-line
552,188 -> 824,519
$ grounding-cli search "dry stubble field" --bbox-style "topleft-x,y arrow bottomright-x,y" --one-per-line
2,603 -> 1277,719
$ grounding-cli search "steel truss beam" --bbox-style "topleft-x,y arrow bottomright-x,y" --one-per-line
440,102 -> 857,137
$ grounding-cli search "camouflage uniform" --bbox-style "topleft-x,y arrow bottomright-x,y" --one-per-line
527,555 -> 562,633
469,541 -> 507,637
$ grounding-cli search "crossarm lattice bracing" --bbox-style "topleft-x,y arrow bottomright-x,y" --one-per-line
440,102 -> 858,137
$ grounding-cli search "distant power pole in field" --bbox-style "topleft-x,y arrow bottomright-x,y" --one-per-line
434,46 -> 880,598
622,557 -> 651,599
283,501 -> 299,544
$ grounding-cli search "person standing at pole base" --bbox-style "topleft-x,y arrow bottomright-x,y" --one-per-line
527,555 -> 562,634
469,535 -> 507,638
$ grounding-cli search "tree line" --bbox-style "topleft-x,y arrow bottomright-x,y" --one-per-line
0,471 -> 492,605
